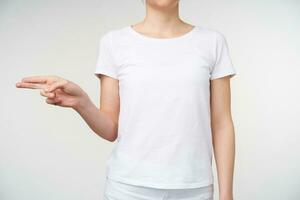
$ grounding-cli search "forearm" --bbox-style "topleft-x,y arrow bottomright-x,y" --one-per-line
73,94 -> 118,142
212,121 -> 235,199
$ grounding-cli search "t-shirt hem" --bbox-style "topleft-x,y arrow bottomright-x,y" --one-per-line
106,174 -> 214,189
210,69 -> 236,80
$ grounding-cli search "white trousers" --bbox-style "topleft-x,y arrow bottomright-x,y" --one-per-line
103,177 -> 214,200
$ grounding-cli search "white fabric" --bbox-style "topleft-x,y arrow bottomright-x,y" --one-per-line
104,177 -> 214,200
95,25 -> 236,189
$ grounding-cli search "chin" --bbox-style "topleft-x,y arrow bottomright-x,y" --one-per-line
147,0 -> 179,9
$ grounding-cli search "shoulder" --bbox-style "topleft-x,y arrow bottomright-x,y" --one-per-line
100,26 -> 129,41
195,26 -> 226,39
194,26 -> 229,49
97,27 -> 128,50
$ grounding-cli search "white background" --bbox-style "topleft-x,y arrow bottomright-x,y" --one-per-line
1,0 -> 299,199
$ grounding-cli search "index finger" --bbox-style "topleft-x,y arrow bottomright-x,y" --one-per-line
21,76 -> 48,83
16,82 -> 47,90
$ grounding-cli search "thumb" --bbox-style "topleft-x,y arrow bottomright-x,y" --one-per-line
47,80 -> 68,92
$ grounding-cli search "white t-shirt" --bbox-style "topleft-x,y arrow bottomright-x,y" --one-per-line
94,25 -> 236,189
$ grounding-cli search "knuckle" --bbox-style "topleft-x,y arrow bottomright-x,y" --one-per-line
49,92 -> 55,98
62,79 -> 69,85
48,83 -> 54,90
50,75 -> 59,81
50,84 -> 55,89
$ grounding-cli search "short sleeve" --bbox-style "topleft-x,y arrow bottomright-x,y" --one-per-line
94,32 -> 119,80
209,31 -> 237,80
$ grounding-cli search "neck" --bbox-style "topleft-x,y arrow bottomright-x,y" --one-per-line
140,2 -> 184,33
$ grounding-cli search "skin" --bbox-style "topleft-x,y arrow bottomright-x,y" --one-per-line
16,0 -> 235,199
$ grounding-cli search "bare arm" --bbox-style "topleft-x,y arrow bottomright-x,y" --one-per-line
16,75 -> 119,142
74,74 -> 120,142
210,76 -> 235,200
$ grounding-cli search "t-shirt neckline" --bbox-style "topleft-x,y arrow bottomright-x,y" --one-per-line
127,25 -> 198,42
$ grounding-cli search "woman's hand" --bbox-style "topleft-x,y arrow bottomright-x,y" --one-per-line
16,75 -> 89,110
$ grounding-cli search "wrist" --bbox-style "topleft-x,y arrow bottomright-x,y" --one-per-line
73,93 -> 92,112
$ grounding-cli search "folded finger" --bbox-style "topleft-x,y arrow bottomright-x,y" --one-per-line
40,89 -> 55,98
45,98 -> 60,105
